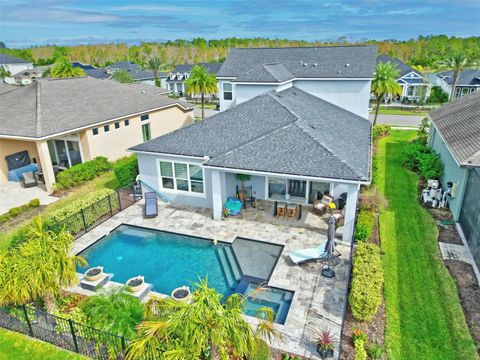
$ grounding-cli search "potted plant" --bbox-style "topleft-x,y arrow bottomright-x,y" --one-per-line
84,266 -> 104,282
316,330 -> 334,359
235,174 -> 251,199
126,276 -> 145,292
171,286 -> 192,303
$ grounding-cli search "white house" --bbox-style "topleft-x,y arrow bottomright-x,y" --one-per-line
216,46 -> 377,118
166,63 -> 222,97
0,54 -> 33,85
377,54 -> 431,102
431,69 -> 480,100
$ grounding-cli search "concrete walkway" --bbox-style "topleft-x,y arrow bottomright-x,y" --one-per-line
0,182 -> 58,215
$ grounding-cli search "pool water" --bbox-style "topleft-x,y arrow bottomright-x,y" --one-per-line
78,225 -> 293,324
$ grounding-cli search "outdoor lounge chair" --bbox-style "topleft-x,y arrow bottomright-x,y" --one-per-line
288,240 -> 328,264
22,171 -> 38,188
224,197 -> 243,216
144,192 -> 158,218
312,195 -> 333,216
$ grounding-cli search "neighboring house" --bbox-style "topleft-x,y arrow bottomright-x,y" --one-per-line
106,61 -> 168,87
0,54 -> 33,85
216,46 -> 377,118
12,65 -> 49,85
432,69 -> 480,99
130,86 -> 372,242
72,61 -> 110,79
428,91 -> 480,269
0,77 -> 193,192
377,54 -> 431,102
166,62 -> 222,97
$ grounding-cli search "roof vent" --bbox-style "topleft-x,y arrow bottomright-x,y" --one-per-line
303,63 -> 308,67
313,63 -> 317,66
345,63 -> 350,67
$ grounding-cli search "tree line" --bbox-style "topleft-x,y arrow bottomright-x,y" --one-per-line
1,35 -> 479,70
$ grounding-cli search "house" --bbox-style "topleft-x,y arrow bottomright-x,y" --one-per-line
428,91 -> 480,269
166,62 -> 222,97
0,54 -> 33,85
377,54 -> 431,102
105,61 -> 168,87
11,66 -> 49,85
72,62 -> 110,79
0,77 -> 193,192
216,46 -> 377,118
130,86 -> 372,242
432,69 -> 480,99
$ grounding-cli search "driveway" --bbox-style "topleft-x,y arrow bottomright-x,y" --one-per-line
369,114 -> 425,128
0,182 -> 58,214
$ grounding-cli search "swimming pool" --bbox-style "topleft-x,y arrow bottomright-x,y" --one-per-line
78,225 -> 293,324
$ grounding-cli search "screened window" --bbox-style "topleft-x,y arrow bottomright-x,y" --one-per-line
223,82 -> 233,100
115,122 -> 120,129
125,119 -> 130,126
142,123 -> 151,142
159,161 -> 204,194
92,128 -> 99,135
104,125 -> 110,132
141,114 -> 149,121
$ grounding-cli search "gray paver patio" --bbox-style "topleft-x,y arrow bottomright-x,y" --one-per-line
0,182 -> 58,215
71,200 -> 352,359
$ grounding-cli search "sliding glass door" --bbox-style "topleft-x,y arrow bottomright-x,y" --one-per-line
48,137 -> 83,168
268,177 -> 331,204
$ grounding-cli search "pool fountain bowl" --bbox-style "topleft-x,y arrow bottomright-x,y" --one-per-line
171,286 -> 192,303
84,266 -> 104,282
126,276 -> 145,292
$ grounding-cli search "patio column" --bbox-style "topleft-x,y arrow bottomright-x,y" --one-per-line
36,140 -> 55,193
211,169 -> 224,220
342,183 -> 360,242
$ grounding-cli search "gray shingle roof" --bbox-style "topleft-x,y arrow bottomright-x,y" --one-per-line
0,54 -> 31,64
172,63 -> 222,74
437,69 -> 480,86
377,54 -> 421,78
131,86 -> 371,182
429,91 -> 480,167
0,82 -> 18,94
217,46 -> 377,81
0,77 -> 192,139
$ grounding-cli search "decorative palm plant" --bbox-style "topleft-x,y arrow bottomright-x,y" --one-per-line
185,65 -> 218,119
371,62 -> 402,125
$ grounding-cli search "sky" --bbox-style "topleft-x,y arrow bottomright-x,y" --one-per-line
0,0 -> 479,48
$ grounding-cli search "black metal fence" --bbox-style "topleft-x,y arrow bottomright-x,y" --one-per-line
0,305 -> 128,359
50,185 -> 142,239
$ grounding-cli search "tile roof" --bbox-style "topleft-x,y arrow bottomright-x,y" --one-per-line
436,69 -> 480,86
0,77 -> 192,139
0,54 -> 31,64
131,86 -> 371,182
217,46 -> 377,81
429,91 -> 480,167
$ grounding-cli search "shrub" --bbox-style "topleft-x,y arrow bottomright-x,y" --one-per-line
113,156 -> 138,188
47,189 -> 118,235
359,189 -> 387,212
417,117 -> 430,145
428,86 -> 448,104
0,198 -> 41,225
52,307 -> 87,334
401,141 -> 430,171
419,152 -> 443,179
28,198 -> 40,207
349,243 -> 384,321
352,327 -> 367,344
56,156 -> 112,189
368,343 -> 385,360
354,339 -> 368,360
372,125 -> 391,141
354,223 -> 369,242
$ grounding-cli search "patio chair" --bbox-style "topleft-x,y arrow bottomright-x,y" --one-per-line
236,185 -> 256,209
144,192 -> 158,218
224,197 -> 243,216
22,172 -> 38,188
288,240 -> 328,265
312,195 -> 333,216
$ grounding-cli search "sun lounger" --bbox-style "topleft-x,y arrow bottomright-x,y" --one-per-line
22,171 -> 38,188
224,197 -> 243,216
144,192 -> 158,218
288,240 -> 328,264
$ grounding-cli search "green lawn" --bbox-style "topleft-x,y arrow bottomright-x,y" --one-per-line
370,108 -> 428,116
375,130 -> 478,359
0,328 -> 85,360
0,172 -> 119,251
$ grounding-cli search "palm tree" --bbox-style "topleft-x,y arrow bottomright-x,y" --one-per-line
185,65 -> 218,119
435,52 -> 479,100
126,279 -> 280,359
0,217 -> 86,311
146,56 -> 163,87
112,70 -> 133,84
0,66 -> 12,82
51,56 -> 85,78
371,62 -> 402,125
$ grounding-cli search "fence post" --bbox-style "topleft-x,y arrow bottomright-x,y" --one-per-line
68,319 -> 79,354
80,209 -> 87,233
22,305 -> 33,336
108,195 -> 113,216
121,336 -> 127,351
117,189 -> 122,211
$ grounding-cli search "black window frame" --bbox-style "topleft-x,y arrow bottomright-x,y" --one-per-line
141,114 -> 149,121
104,125 -> 110,132
223,82 -> 233,100
115,122 -> 120,129
124,119 -> 130,126
92,128 -> 99,135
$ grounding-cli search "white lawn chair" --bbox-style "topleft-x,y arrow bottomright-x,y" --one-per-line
288,240 -> 328,264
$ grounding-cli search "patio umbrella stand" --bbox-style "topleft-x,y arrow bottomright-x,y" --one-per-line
321,216 -> 338,278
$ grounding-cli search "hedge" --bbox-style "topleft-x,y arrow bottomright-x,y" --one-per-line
47,189 -> 119,235
354,339 -> 368,360
372,125 -> 391,142
401,141 -> 443,180
349,243 -> 384,321
113,156 -> 138,188
55,156 -> 112,189
0,199 -> 40,225
354,210 -> 375,243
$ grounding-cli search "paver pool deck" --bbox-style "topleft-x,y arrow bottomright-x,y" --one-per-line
70,200 -> 352,359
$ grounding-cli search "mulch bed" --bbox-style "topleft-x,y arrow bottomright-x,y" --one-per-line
444,260 -> 480,354
429,208 -> 463,245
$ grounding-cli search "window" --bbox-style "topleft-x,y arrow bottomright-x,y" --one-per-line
141,114 -> 149,121
92,128 -> 99,135
124,119 -> 130,126
142,123 -> 151,142
159,161 -> 204,194
115,122 -> 120,129
104,125 -> 110,132
223,82 -> 233,100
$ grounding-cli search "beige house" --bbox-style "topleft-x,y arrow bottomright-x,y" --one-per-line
0,77 -> 193,192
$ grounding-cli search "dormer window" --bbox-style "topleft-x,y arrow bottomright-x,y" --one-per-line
169,73 -> 175,80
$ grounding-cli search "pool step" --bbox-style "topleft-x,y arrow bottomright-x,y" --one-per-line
215,247 -> 237,289
224,246 -> 243,281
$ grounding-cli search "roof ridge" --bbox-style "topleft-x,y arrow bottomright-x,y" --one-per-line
35,81 -> 42,137
262,63 -> 294,81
